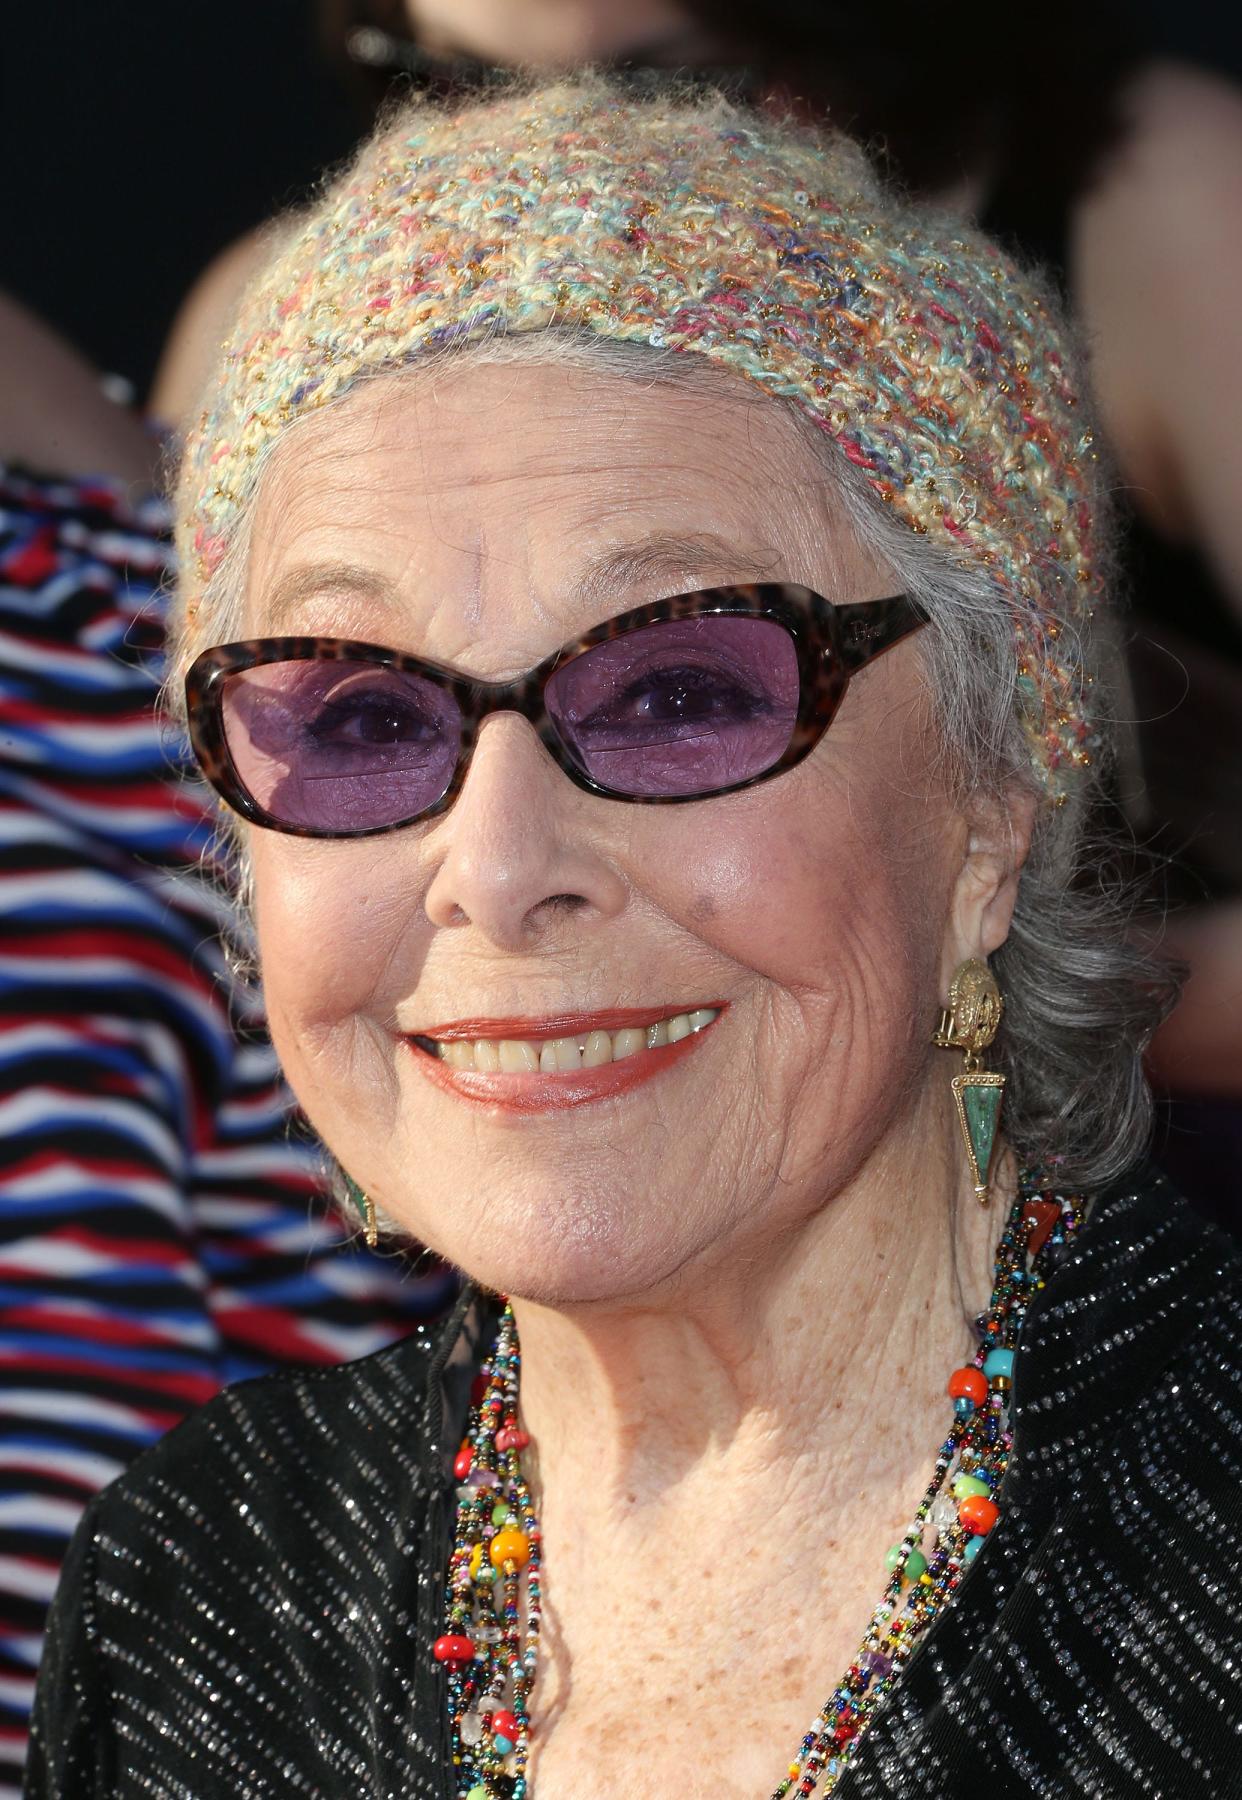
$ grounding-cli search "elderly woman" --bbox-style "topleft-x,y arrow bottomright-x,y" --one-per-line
25,79 -> 1242,1800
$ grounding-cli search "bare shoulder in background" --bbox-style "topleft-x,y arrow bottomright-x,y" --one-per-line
1073,59 -> 1242,611
148,225 -> 277,433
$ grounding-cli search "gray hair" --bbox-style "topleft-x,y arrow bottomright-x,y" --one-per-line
166,327 -> 1178,1196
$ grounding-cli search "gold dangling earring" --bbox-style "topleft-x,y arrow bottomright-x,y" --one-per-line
933,958 -> 1006,1207
344,1175 -> 379,1249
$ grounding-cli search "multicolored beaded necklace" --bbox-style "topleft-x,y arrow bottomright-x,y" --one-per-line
433,1178 -> 1084,1798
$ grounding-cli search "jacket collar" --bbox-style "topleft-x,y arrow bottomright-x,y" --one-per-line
419,1279 -> 501,1483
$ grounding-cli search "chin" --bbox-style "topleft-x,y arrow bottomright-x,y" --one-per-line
402,1186 -> 707,1308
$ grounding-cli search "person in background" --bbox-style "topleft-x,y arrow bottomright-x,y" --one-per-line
153,2 -> 1242,1226
0,290 -> 456,1800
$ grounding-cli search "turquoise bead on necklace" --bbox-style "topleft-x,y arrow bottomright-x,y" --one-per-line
437,1179 -> 1083,1797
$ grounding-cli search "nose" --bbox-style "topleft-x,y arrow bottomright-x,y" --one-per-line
421,711 -> 628,948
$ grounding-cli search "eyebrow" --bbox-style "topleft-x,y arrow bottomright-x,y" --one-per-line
578,531 -> 780,604
259,533 -> 783,634
260,563 -> 399,633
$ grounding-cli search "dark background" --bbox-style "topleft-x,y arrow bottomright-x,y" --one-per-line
2,0 -> 1240,406
2,1 -> 357,400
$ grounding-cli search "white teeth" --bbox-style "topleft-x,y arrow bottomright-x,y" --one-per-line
433,1008 -> 719,1073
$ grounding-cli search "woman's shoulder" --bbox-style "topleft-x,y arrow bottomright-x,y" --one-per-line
859,1169 -> 1242,1795
28,1299 -> 471,1797
1015,1164 -> 1242,1483
89,1309 -> 458,1536
1130,1168 -> 1242,1420
1056,1163 -> 1242,1355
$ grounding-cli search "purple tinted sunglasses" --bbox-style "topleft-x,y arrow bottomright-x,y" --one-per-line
184,583 -> 928,840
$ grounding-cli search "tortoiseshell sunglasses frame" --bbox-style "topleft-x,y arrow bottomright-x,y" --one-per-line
184,583 -> 929,840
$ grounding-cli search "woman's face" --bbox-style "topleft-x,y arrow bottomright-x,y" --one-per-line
242,359 -> 974,1302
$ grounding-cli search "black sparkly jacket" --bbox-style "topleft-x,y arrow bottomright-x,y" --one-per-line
24,1171 -> 1242,1798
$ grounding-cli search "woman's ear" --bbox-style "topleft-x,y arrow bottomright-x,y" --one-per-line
941,785 -> 1039,986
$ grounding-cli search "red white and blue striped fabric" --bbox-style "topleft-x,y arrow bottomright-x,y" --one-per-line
0,464 -> 458,1797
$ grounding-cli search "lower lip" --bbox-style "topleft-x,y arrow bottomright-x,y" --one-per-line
403,1016 -> 722,1113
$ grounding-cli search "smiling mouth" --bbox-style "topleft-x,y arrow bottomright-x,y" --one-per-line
410,1007 -> 721,1074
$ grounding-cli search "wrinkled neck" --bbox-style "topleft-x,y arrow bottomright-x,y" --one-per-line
511,1094 -> 1007,1535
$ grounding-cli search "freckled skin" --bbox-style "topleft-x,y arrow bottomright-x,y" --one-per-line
243,360 -> 1034,1794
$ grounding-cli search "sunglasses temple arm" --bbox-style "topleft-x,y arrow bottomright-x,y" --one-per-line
834,594 -> 931,673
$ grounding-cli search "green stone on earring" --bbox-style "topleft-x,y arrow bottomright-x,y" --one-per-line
962,1079 -> 1003,1182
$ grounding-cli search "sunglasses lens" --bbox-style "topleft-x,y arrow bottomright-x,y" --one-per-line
220,660 -> 461,832
545,616 -> 801,797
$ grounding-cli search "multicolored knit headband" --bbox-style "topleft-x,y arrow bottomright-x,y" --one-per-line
178,77 -> 1104,794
